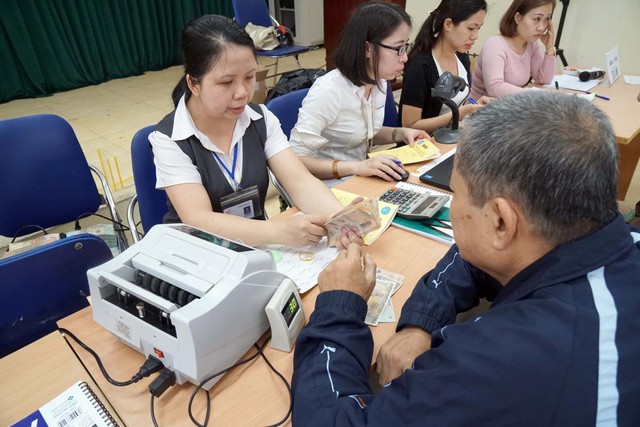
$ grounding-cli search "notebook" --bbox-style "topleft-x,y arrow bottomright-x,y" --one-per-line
11,380 -> 119,427
419,154 -> 454,192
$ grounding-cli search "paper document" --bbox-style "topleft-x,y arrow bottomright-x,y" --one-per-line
623,75 -> 640,85
332,189 -> 398,245
546,74 -> 601,92
264,238 -> 339,294
368,139 -> 440,164
412,147 -> 456,177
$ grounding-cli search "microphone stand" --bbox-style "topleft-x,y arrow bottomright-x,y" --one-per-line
554,0 -> 570,67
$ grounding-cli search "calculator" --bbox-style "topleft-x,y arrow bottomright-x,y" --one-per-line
379,185 -> 449,220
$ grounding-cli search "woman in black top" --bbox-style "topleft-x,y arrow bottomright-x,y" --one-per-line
399,0 -> 490,132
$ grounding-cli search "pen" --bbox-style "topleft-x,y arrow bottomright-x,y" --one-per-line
586,92 -> 610,101
428,218 -> 453,229
421,223 -> 453,239
466,97 -> 478,105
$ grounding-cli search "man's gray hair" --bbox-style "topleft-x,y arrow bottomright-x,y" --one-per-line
457,91 -> 619,245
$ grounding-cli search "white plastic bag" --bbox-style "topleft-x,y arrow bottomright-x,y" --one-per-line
245,23 -> 279,51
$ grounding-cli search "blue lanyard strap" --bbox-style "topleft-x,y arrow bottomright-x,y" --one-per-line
212,144 -> 242,190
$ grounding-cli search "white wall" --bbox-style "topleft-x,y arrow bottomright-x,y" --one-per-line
406,0 -> 640,74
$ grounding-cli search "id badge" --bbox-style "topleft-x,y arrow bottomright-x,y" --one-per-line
221,185 -> 263,219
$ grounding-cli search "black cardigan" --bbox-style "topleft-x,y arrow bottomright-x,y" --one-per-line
398,50 -> 471,126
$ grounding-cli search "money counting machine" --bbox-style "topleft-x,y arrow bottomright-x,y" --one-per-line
88,224 -> 291,388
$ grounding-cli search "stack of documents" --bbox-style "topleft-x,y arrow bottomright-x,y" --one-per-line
368,138 -> 440,164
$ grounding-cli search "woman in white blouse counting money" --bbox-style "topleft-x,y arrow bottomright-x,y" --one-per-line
289,1 -> 428,185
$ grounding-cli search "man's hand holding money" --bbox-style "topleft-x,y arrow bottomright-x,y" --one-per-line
324,197 -> 381,248
317,243 -> 376,301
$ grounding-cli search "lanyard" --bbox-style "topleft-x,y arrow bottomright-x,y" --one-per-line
361,93 -> 376,152
212,144 -> 242,191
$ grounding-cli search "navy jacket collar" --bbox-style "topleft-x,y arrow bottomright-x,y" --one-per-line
493,215 -> 633,305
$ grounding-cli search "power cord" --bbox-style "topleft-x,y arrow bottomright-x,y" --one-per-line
74,212 -> 130,232
184,335 -> 293,427
62,327 -> 292,426
60,328 -> 164,386
150,368 -> 178,427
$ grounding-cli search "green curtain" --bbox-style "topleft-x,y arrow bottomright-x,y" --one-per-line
0,0 -> 232,103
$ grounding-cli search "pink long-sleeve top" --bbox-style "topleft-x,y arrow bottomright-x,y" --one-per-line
470,35 -> 556,99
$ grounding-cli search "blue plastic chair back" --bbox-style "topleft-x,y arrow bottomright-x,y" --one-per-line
0,114 -> 101,238
0,234 -> 113,357
266,88 -> 310,138
231,0 -> 273,28
131,126 -> 168,233
231,0 -> 309,58
383,80 -> 399,127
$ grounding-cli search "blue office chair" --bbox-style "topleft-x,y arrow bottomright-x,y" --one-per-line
266,88 -> 309,138
265,88 -> 311,209
0,234 -> 113,357
126,125 -> 168,243
231,0 -> 309,80
0,114 -> 127,250
383,80 -> 399,127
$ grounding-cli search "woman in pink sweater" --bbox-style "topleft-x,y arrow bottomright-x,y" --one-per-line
470,0 -> 556,99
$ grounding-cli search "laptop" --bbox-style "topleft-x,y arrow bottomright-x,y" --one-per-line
419,155 -> 454,192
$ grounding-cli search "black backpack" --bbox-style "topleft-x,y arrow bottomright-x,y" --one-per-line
265,68 -> 326,102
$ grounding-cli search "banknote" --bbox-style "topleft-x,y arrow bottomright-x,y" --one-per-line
376,268 -> 404,295
324,198 -> 381,246
378,297 -> 396,323
365,278 -> 395,326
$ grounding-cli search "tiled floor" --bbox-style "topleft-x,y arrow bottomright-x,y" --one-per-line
0,48 -> 329,205
0,45 -> 638,215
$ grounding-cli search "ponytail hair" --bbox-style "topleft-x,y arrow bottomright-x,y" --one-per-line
409,0 -> 487,59
171,14 -> 256,107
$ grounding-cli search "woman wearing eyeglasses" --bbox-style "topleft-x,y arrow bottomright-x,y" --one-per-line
289,1 -> 427,184
399,0 -> 489,133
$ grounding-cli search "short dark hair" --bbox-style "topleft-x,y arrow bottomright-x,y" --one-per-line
171,15 -> 256,106
456,91 -> 619,245
499,0 -> 556,37
334,1 -> 411,87
410,0 -> 487,58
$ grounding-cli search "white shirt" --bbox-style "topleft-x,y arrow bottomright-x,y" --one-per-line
289,69 -> 388,162
150,95 -> 289,190
433,53 -> 470,116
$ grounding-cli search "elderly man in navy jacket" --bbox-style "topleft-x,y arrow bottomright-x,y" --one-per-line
292,91 -> 640,426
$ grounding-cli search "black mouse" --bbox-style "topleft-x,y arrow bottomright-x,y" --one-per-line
399,168 -> 410,181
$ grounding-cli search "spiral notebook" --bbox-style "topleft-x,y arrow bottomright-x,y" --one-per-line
11,380 -> 119,427
389,181 -> 455,246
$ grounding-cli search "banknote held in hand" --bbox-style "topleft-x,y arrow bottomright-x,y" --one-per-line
324,198 -> 381,247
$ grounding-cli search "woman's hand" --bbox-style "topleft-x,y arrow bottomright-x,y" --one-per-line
460,103 -> 482,119
396,127 -> 430,146
541,21 -> 555,53
477,95 -> 493,105
354,155 -> 405,181
273,214 -> 328,247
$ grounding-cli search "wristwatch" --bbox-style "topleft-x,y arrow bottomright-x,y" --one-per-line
545,47 -> 556,56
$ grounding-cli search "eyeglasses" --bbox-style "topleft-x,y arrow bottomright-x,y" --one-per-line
374,42 -> 413,56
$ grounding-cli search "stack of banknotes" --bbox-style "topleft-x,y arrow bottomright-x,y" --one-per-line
365,268 -> 405,326
324,198 -> 381,247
